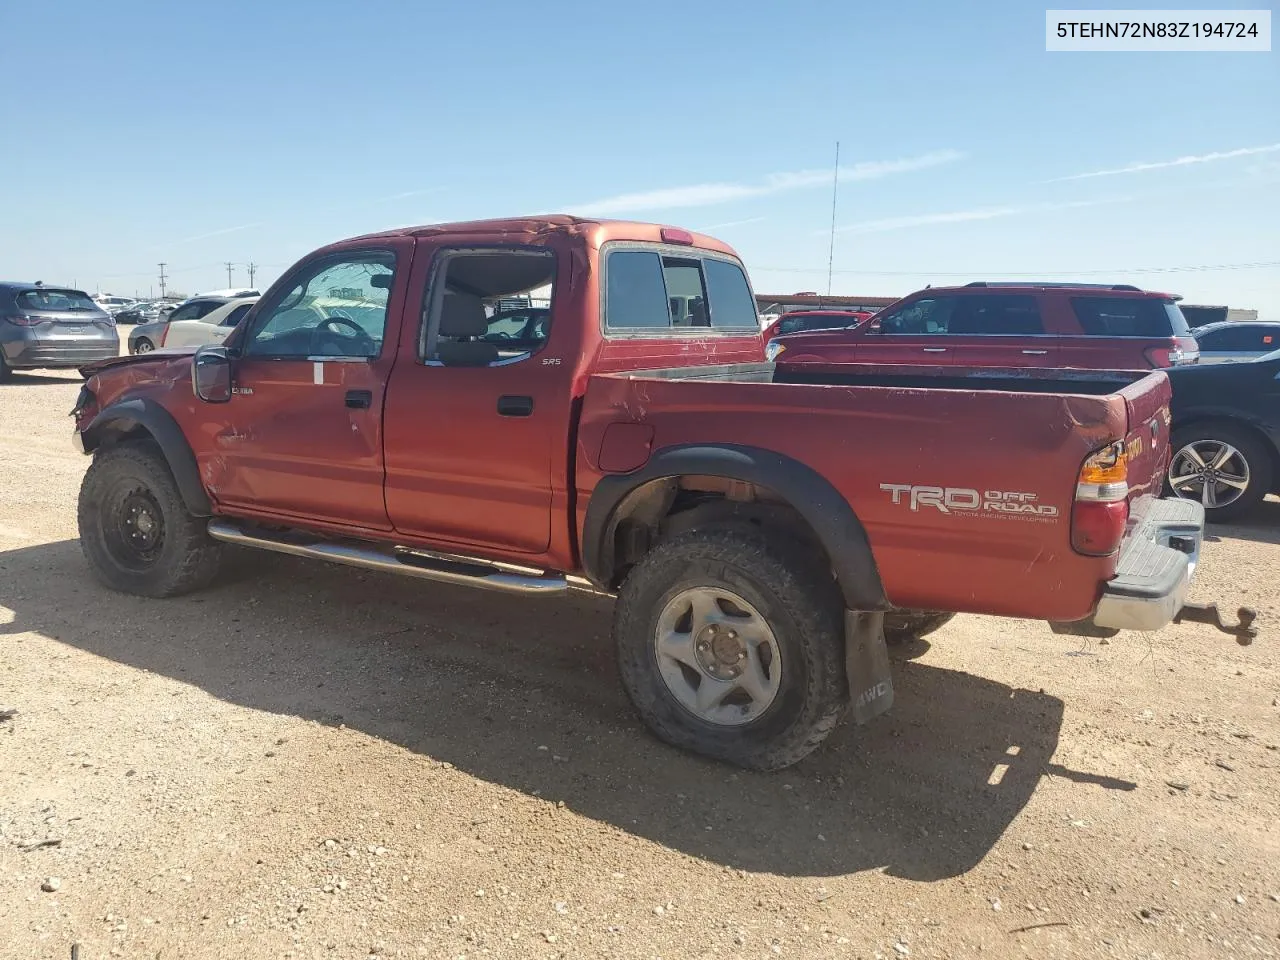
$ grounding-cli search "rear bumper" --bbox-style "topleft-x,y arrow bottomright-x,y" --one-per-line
4,338 -> 120,368
1091,498 -> 1203,631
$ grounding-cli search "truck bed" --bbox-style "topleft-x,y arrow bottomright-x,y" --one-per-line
577,361 -> 1171,623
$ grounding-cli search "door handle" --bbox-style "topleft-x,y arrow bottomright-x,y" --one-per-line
497,395 -> 534,417
921,347 -> 947,353
345,389 -> 373,409
1021,349 -> 1049,356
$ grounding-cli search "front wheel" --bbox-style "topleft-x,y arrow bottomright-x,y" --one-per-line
78,440 -> 222,597
1167,422 -> 1271,523
133,338 -> 155,354
614,529 -> 848,770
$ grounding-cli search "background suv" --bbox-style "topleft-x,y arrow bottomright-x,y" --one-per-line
1,283 -> 119,381
768,282 -> 1200,369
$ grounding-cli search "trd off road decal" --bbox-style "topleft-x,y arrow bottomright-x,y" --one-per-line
880,484 -> 1061,521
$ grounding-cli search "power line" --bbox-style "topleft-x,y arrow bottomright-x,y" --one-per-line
754,260 -> 1280,278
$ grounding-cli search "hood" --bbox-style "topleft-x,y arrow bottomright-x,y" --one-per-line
79,345 -> 198,377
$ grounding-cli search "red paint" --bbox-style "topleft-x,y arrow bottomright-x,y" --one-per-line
79,217 -> 1177,626
772,284 -> 1197,370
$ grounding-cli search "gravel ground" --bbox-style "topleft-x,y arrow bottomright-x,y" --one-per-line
1,367 -> 1277,960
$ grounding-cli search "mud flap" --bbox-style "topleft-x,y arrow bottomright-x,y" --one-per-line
845,610 -> 894,725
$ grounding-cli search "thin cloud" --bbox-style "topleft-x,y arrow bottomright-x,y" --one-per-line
176,222 -> 263,244
1048,143 -> 1280,182
577,150 -> 964,214
698,216 -> 768,231
373,188 -> 447,203
833,197 -> 1129,235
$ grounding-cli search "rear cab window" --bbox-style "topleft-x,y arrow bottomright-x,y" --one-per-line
604,247 -> 759,333
1071,297 -> 1188,337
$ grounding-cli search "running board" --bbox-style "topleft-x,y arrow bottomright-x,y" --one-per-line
206,519 -> 569,596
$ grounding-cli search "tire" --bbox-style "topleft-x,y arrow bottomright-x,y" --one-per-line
133,338 -> 155,354
614,528 -> 848,771
1167,422 -> 1271,523
77,440 -> 222,597
0,352 -> 10,383
883,609 -> 955,645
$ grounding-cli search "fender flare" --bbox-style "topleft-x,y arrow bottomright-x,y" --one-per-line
82,398 -> 212,516
582,443 -> 887,610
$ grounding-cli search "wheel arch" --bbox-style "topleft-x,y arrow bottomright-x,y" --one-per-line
582,443 -> 887,611
81,398 -> 212,516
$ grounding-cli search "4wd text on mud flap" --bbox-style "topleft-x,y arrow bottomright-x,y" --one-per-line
880,484 -> 1061,519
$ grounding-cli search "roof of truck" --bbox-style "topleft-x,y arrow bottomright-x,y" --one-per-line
342,215 -> 739,256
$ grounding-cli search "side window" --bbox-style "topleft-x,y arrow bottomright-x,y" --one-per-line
703,258 -> 758,329
1200,325 -> 1276,351
192,301 -> 224,320
605,249 -> 758,332
221,303 -> 252,328
244,252 -> 395,359
949,295 -> 1044,335
875,297 -> 957,335
1071,297 -> 1172,337
605,251 -> 670,328
420,248 -> 556,367
166,302 -> 205,323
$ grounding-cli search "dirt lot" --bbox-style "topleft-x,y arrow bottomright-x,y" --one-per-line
1,368 -> 1277,960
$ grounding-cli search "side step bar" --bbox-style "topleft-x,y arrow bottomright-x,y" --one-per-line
206,519 -> 569,596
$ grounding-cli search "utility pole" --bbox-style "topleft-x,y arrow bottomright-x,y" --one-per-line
224,262 -> 235,287
826,141 -> 840,299
246,261 -> 257,288
158,263 -> 168,299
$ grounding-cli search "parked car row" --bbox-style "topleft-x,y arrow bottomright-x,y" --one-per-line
128,295 -> 258,354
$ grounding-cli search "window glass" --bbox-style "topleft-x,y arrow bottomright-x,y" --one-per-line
605,251 -> 671,328
1197,325 -> 1280,351
875,297 -> 957,335
777,312 -> 859,336
421,249 -> 555,367
17,289 -> 100,313
662,258 -> 707,327
1071,297 -> 1181,337
703,258 -> 758,328
166,301 -> 209,323
222,303 -> 252,328
948,295 -> 1044,335
245,253 -> 394,358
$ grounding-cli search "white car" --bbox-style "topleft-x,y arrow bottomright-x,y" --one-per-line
160,296 -> 259,349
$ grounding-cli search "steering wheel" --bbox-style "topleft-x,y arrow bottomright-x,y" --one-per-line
311,313 -> 375,356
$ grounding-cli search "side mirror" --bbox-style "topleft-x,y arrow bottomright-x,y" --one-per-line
192,345 -> 233,403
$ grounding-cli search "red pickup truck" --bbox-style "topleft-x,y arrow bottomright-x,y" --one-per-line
70,216 -> 1251,770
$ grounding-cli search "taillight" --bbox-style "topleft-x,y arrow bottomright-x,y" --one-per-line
1145,337 -> 1200,367
7,314 -> 41,327
1072,441 -> 1129,556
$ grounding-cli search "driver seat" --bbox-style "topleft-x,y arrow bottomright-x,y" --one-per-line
436,293 -> 498,367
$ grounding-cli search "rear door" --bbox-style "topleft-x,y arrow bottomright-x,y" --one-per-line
944,293 -> 1057,366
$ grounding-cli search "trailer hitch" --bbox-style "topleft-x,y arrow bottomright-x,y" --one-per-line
1173,602 -> 1258,645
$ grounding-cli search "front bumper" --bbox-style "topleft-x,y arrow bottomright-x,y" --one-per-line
1091,498 -> 1203,631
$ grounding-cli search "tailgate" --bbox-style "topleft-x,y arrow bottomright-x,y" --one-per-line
1117,370 -> 1173,527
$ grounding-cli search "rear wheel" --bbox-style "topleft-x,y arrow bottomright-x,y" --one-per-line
133,338 -> 155,354
78,440 -> 222,597
1168,422 -> 1271,523
614,528 -> 848,770
883,610 -> 955,645
0,352 -> 10,383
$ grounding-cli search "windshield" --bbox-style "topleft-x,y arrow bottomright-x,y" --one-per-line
18,289 -> 102,313
777,313 -> 861,336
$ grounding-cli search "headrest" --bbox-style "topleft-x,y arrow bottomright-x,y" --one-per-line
439,293 -> 488,338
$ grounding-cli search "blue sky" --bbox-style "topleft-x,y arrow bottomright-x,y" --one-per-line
2,1 -> 1277,314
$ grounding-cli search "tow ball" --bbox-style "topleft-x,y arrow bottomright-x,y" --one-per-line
1173,603 -> 1258,645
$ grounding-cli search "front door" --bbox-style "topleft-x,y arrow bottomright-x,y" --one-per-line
206,243 -> 412,530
